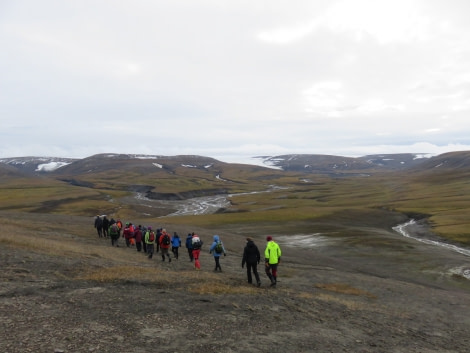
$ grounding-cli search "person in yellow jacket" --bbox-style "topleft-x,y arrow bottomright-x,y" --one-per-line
264,236 -> 281,287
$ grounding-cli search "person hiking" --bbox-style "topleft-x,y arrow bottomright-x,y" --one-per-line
134,225 -> 143,252
141,226 -> 148,253
145,226 -> 156,259
156,228 -> 162,253
129,223 -> 136,246
116,219 -> 123,235
94,215 -> 103,237
209,235 -> 226,272
102,216 -> 109,238
159,229 -> 172,262
185,233 -> 194,262
123,223 -> 134,247
171,232 -> 181,259
191,233 -> 203,270
264,236 -> 282,287
242,237 -> 261,287
109,222 -> 120,247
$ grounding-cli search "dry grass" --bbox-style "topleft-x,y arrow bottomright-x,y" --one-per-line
315,283 -> 377,299
76,264 -> 261,295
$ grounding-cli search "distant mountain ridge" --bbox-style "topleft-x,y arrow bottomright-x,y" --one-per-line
1,152 -> 470,177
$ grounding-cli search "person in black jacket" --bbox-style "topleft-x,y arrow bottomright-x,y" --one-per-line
242,237 -> 261,287
94,215 -> 103,238
102,216 -> 109,238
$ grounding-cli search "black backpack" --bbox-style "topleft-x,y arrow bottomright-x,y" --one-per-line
162,234 -> 171,245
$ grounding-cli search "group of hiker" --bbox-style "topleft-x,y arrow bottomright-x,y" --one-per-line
94,215 -> 282,287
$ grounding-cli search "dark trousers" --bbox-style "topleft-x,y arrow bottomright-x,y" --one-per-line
172,246 -> 179,259
147,244 -> 154,259
187,248 -> 193,261
246,262 -> 260,284
111,235 -> 119,246
161,248 -> 171,261
265,263 -> 278,284
214,256 -> 222,271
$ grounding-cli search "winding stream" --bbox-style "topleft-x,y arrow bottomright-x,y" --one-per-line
134,185 -> 289,217
393,219 -> 470,279
393,219 -> 470,257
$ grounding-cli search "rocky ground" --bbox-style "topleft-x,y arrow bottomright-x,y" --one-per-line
1,212 -> 470,353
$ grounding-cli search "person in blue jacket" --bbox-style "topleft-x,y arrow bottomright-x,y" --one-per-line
209,235 -> 226,272
171,232 -> 182,259
185,233 -> 194,262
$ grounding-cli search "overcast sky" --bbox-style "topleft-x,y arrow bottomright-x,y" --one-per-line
2,0 -> 470,163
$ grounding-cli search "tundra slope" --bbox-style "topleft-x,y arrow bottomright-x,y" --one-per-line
1,211 -> 470,353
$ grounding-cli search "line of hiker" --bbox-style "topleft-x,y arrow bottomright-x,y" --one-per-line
93,215 -> 282,287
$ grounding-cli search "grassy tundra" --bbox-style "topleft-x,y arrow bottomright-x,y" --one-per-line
1,153 -> 470,246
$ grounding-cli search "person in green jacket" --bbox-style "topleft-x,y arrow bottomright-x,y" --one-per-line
145,226 -> 156,259
264,236 -> 281,287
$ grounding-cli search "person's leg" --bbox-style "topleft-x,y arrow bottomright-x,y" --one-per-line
270,264 -> 278,286
188,248 -> 193,261
253,263 -> 261,286
193,249 -> 201,269
265,263 -> 274,283
246,263 -> 253,283
214,257 -> 221,271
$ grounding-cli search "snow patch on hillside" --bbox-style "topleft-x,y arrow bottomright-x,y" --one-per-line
414,153 -> 434,159
35,162 -> 71,171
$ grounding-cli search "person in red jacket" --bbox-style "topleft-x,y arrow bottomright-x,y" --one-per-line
134,225 -> 143,252
159,229 -> 172,262
123,223 -> 134,247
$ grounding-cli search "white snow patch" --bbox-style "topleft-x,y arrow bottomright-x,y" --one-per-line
413,153 -> 434,159
152,163 -> 163,168
182,164 -> 197,168
216,174 -> 228,181
35,162 -> 71,171
134,155 -> 161,159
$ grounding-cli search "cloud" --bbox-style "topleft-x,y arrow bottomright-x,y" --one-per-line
1,0 -> 470,164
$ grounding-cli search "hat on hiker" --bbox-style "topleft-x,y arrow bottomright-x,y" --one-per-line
148,226 -> 152,230
266,236 -> 273,241
246,237 -> 253,242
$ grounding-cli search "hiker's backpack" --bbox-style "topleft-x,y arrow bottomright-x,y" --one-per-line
162,233 -> 171,245
148,231 -> 155,242
192,236 -> 201,250
110,224 -> 119,235
215,241 -> 223,254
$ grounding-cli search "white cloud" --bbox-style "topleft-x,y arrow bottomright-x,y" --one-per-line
1,0 -> 470,164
